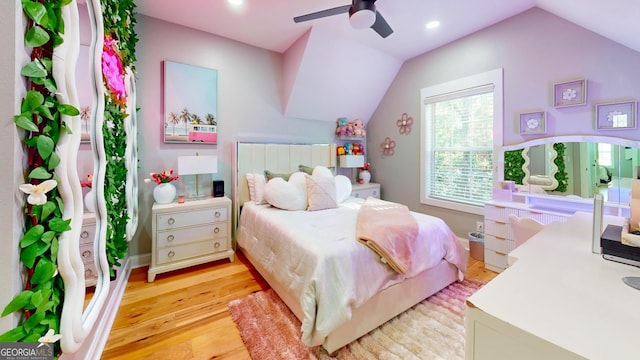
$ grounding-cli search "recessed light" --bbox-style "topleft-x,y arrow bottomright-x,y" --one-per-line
228,0 -> 243,5
425,20 -> 440,30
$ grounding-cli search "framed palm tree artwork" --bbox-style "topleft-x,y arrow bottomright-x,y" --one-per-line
163,60 -> 218,144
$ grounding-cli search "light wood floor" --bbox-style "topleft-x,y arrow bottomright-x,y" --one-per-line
101,252 -> 497,359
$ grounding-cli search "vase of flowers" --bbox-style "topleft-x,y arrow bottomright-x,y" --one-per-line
81,174 -> 95,212
359,162 -> 371,184
147,170 -> 179,204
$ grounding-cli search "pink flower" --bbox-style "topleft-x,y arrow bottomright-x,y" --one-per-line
146,170 -> 179,185
102,35 -> 126,104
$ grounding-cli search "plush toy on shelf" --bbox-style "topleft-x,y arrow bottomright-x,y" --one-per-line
352,142 -> 364,155
335,117 -> 348,137
337,146 -> 346,156
353,118 -> 366,137
345,121 -> 355,137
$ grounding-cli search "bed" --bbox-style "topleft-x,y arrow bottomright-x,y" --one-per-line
232,142 -> 468,354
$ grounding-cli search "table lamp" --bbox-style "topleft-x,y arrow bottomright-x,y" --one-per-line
178,154 -> 217,199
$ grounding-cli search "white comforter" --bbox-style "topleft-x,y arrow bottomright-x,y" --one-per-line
237,197 -> 468,347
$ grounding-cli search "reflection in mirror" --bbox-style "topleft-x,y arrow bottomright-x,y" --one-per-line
501,136 -> 640,205
522,144 -> 559,191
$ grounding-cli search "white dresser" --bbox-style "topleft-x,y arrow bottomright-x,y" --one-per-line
148,196 -> 234,282
483,193 -> 630,272
80,212 -> 98,287
466,212 -> 639,360
351,182 -> 380,199
484,201 -> 569,272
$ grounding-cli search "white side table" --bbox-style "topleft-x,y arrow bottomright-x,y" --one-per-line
148,196 -> 234,282
351,182 -> 381,199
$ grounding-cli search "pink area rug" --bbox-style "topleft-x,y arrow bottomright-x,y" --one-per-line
228,279 -> 485,359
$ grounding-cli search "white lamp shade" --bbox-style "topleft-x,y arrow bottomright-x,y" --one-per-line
349,9 -> 376,29
178,155 -> 218,175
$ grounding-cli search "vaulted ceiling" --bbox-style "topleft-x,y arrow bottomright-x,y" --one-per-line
135,0 -> 640,122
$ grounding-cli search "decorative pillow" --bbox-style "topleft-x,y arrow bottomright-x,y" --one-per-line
299,165 -> 336,176
264,170 -> 292,181
306,175 -> 338,211
245,173 -> 267,204
334,175 -> 352,203
311,165 -> 334,178
263,172 -> 307,210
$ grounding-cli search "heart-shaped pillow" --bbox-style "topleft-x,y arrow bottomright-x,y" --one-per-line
335,175 -> 352,203
263,171 -> 307,210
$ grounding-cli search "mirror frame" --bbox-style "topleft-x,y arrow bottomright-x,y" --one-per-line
56,0 -> 111,353
521,144 -> 559,190
499,135 -> 640,197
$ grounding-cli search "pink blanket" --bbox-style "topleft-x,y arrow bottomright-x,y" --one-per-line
356,197 -> 419,274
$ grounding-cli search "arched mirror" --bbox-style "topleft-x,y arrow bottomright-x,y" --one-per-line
54,0 -> 111,353
521,144 -> 559,191
501,135 -> 640,203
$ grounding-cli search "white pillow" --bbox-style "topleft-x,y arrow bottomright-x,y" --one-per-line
246,173 -> 267,204
263,172 -> 307,210
335,175 -> 352,203
306,175 -> 337,211
312,165 -> 333,178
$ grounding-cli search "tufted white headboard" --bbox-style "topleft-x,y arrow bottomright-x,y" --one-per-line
232,142 -> 337,237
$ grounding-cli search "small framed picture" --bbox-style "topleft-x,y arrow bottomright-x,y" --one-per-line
553,79 -> 587,108
595,100 -> 637,130
519,111 -> 546,134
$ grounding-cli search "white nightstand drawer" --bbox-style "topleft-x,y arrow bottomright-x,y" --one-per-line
156,223 -> 227,248
484,234 -> 516,254
157,207 -> 228,230
79,224 -> 95,246
352,187 -> 379,199
80,244 -> 94,263
156,239 -> 227,265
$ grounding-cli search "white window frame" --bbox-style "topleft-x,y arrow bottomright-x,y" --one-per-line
420,69 -> 503,215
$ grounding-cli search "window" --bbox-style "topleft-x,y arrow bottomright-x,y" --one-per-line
420,69 -> 503,215
597,143 -> 612,167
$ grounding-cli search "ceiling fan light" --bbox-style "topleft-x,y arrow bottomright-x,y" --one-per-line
349,9 -> 376,29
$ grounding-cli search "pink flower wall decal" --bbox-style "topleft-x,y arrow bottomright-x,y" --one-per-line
381,137 -> 396,157
396,112 -> 413,134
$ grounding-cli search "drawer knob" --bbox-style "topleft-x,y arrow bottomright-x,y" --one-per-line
214,242 -> 221,249
373,190 -> 378,195
215,211 -> 221,218
355,193 -> 361,197
167,217 -> 175,225
167,234 -> 175,242
168,251 -> 175,258
82,250 -> 91,258
85,269 -> 93,276
214,227 -> 220,234
81,231 -> 89,239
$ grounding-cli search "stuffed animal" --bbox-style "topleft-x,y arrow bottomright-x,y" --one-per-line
345,121 -> 354,137
352,143 -> 363,155
337,146 -> 346,156
335,117 -> 348,137
343,143 -> 353,155
353,118 -> 366,137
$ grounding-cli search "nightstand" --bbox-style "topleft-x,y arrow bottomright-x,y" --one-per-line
80,212 -> 98,287
148,196 -> 234,282
351,182 -> 381,199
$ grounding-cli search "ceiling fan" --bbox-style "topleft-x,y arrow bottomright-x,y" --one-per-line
293,0 -> 393,38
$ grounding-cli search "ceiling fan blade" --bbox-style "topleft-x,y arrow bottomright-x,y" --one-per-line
294,5 -> 352,23
371,11 -> 393,38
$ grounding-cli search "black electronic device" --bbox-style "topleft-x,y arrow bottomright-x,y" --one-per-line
601,224 -> 640,267
213,180 -> 224,197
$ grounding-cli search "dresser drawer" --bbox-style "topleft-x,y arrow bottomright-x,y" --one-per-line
484,234 -> 516,254
484,219 -> 513,239
80,243 -> 94,263
156,223 -> 227,248
484,248 -> 508,272
156,239 -> 228,265
484,204 -> 519,221
79,224 -> 95,246
157,207 -> 228,230
352,187 -> 380,199
84,261 -> 98,282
